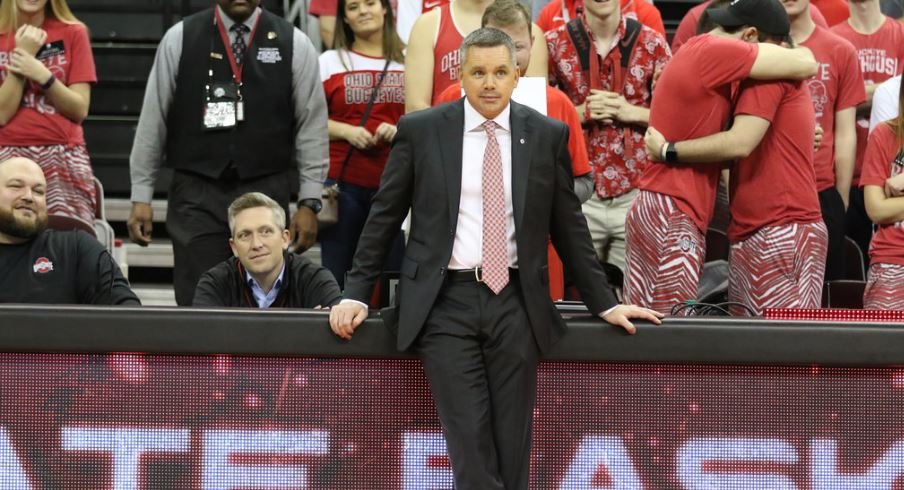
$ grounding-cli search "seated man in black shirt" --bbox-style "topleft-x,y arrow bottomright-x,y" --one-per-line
0,157 -> 139,305
193,192 -> 341,308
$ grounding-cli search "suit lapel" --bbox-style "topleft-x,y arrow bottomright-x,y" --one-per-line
440,100 -> 465,231
510,102 -> 532,232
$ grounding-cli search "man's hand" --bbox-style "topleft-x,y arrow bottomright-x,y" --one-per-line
644,126 -> 666,162
813,124 -> 824,152
583,90 -> 611,123
127,202 -> 154,246
885,173 -> 904,197
374,122 -> 397,143
290,206 -> 318,253
14,24 -> 46,56
329,301 -> 369,340
597,90 -> 637,123
600,305 -> 664,335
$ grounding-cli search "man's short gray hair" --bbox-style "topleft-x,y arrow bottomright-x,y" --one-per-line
227,192 -> 286,236
459,27 -> 517,69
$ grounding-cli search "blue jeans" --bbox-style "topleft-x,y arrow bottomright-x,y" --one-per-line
319,180 -> 405,289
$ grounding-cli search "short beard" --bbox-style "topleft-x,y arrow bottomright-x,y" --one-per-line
0,206 -> 47,241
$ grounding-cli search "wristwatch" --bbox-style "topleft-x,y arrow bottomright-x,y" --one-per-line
298,198 -> 322,214
665,142 -> 678,163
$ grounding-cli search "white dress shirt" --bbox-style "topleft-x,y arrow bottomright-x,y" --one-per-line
870,75 -> 901,133
449,100 -> 518,270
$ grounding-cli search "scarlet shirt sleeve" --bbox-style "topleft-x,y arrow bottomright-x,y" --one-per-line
697,36 -> 758,90
734,80 -> 783,122
834,41 -> 867,111
310,0 -> 338,17
670,2 -> 704,53
548,88 -> 591,176
860,123 -> 897,187
66,24 -> 97,85
635,2 -> 666,37
435,84 -> 461,105
536,0 -> 559,33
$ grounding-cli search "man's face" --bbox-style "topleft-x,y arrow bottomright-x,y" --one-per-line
485,22 -> 533,74
229,206 -> 290,278
583,0 -> 620,22
460,45 -> 519,120
216,0 -> 262,22
0,158 -> 47,244
780,0 -> 809,19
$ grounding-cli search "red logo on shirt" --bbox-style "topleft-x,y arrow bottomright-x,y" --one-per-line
33,257 -> 54,274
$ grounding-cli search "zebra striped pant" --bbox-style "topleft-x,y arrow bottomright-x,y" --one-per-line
0,144 -> 96,223
864,263 -> 904,310
624,190 -> 706,314
728,222 -> 828,316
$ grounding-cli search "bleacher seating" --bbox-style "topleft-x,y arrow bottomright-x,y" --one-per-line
75,0 -> 698,304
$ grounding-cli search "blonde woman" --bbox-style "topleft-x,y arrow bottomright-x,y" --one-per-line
0,0 -> 96,222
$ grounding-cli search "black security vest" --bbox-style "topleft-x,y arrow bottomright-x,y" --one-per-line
165,8 -> 294,180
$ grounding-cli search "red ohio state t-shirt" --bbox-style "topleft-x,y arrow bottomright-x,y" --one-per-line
801,26 -> 866,191
831,17 -> 904,185
729,79 -> 822,242
641,34 -> 758,232
0,18 -> 96,147
320,50 -> 405,189
859,122 -> 904,266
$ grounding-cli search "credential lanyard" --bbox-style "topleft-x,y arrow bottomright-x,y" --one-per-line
213,8 -> 261,86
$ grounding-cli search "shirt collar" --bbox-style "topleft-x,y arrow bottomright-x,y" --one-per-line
216,5 -> 261,32
580,12 -> 627,56
464,97 -> 512,133
245,262 -> 286,294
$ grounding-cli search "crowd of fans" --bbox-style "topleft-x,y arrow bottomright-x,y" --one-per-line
2,0 -> 904,314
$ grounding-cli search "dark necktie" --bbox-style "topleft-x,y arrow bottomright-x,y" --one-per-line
481,120 -> 509,294
230,23 -> 250,66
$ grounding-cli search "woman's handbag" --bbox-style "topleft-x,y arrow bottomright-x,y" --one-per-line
318,183 -> 340,227
318,58 -> 392,229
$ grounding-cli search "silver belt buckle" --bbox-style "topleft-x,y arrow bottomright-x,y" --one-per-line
474,267 -> 483,283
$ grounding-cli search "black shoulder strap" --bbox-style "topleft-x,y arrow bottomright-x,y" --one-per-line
566,18 -> 592,72
337,58 -> 393,183
566,17 -> 643,72
619,17 -> 642,69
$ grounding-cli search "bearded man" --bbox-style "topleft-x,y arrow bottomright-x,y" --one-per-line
0,157 -> 139,305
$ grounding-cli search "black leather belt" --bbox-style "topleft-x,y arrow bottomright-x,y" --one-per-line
446,267 -> 518,283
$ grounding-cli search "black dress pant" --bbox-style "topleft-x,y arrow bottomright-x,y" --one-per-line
167,169 -> 291,305
819,187 -> 847,282
415,275 -> 539,490
844,186 -> 872,265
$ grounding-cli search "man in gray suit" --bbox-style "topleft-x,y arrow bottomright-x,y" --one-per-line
329,28 -> 661,489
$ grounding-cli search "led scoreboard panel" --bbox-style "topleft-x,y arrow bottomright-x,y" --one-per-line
0,306 -> 902,489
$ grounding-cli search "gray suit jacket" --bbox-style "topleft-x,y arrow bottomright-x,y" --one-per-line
344,99 -> 617,352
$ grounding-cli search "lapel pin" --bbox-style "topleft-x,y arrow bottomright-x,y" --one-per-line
520,138 -> 525,144
267,31 -> 278,39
